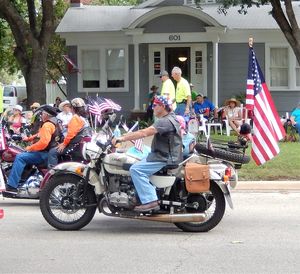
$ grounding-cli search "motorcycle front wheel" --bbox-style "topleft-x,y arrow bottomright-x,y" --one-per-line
174,180 -> 225,232
39,174 -> 97,231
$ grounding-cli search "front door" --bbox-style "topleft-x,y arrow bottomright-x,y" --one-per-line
149,44 -> 207,96
165,47 -> 190,82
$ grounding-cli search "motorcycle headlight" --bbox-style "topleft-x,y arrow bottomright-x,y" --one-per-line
82,141 -> 102,160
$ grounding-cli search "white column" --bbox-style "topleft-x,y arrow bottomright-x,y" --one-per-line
133,43 -> 140,110
212,41 -> 219,107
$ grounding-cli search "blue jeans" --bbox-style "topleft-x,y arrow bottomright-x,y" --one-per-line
174,103 -> 186,116
129,159 -> 166,204
7,151 -> 48,188
48,147 -> 59,168
295,123 -> 300,139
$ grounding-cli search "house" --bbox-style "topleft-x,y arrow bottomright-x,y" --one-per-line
57,0 -> 300,117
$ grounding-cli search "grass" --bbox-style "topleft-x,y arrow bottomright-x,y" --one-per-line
206,133 -> 300,181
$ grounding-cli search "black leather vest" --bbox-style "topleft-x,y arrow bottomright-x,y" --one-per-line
44,117 -> 61,151
147,113 -> 183,164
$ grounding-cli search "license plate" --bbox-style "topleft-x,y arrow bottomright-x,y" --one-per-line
4,100 -> 10,104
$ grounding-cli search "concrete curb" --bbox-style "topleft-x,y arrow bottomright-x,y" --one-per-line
235,181 -> 300,191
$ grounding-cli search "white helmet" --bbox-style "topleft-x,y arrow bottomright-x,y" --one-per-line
71,98 -> 86,108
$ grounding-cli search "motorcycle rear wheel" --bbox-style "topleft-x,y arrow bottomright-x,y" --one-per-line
39,174 -> 97,231
174,180 -> 225,232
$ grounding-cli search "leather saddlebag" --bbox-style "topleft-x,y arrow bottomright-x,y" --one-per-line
185,162 -> 210,193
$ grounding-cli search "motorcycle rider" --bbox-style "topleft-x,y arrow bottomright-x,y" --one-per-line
48,98 -> 91,168
5,105 -> 60,194
112,95 -> 182,212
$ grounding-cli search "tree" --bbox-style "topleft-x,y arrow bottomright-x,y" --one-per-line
0,0 -> 68,106
208,0 -> 300,65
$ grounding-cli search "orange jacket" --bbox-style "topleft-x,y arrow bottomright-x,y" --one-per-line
63,114 -> 85,146
26,121 -> 56,152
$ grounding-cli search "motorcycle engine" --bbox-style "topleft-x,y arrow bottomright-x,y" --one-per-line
18,170 -> 43,197
107,175 -> 137,209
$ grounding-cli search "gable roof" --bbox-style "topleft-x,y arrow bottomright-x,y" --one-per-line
56,3 -> 300,33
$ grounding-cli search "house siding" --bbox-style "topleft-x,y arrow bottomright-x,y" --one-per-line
218,43 -> 265,106
66,46 -> 78,99
144,14 -> 207,33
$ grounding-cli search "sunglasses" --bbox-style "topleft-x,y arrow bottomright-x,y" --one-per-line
152,103 -> 162,109
31,107 -> 38,110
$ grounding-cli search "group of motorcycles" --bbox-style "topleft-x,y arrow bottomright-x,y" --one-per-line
0,108 -> 251,232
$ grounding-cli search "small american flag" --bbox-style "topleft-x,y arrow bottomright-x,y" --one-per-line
87,97 -> 122,124
121,121 -> 144,151
246,45 -> 286,165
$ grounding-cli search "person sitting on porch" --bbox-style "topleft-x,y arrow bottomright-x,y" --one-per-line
223,98 -> 242,134
193,93 -> 218,121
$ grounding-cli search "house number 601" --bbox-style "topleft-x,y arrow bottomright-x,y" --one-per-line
169,35 -> 181,41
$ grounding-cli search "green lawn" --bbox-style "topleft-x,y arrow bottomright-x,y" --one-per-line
208,134 -> 300,181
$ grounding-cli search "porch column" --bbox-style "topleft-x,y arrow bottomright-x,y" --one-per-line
212,41 -> 219,107
133,43 -> 140,110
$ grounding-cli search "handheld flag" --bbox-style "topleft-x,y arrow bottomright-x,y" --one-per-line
246,39 -> 286,165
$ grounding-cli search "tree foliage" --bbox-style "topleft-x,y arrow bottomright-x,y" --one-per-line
0,0 -> 69,105
207,0 -> 300,64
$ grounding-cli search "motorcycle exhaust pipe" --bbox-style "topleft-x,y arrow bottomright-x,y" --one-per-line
119,213 -> 206,223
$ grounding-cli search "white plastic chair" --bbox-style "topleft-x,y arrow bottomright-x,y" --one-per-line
224,104 -> 251,136
198,114 -> 208,137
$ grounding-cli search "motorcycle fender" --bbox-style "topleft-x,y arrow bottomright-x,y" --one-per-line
40,162 -> 86,189
217,182 -> 234,209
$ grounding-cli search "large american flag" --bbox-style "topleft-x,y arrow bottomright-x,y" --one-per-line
246,46 -> 286,165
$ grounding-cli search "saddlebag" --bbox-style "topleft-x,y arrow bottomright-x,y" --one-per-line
185,162 -> 210,193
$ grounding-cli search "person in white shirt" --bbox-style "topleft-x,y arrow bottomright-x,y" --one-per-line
57,100 -> 73,136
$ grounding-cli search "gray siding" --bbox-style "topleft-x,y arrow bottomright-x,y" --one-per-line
139,44 -> 150,109
158,0 -> 184,6
218,43 -> 264,106
218,43 -> 300,115
144,14 -> 207,33
206,42 -> 213,101
272,91 -> 300,115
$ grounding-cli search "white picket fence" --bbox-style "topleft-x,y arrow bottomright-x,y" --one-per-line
46,82 -> 67,105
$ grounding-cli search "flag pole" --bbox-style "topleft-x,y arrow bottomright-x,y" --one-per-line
249,37 -> 253,48
244,37 -> 254,122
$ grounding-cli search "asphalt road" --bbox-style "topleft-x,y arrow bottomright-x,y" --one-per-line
1,190 -> 300,274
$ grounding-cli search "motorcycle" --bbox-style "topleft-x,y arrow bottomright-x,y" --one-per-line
0,116 -> 91,199
39,122 -> 250,232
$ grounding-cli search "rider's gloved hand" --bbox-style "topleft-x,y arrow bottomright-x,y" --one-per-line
112,137 -> 123,147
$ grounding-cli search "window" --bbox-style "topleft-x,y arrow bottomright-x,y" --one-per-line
79,46 -> 128,92
106,49 -> 125,88
153,51 -> 161,75
296,59 -> 300,87
82,50 -> 100,88
195,51 -> 202,75
269,48 -> 288,87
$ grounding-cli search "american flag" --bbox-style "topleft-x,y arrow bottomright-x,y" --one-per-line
87,98 -> 122,124
246,46 -> 286,165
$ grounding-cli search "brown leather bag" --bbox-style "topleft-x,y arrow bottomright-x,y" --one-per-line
185,162 -> 210,193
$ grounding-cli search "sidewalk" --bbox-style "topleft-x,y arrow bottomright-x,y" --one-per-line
235,181 -> 300,191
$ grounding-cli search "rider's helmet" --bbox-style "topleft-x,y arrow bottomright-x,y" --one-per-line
71,98 -> 86,108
